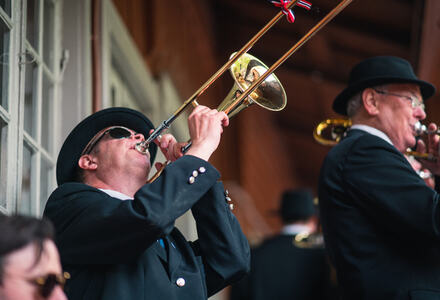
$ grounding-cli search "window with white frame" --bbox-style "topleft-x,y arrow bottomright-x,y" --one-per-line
0,0 -> 61,216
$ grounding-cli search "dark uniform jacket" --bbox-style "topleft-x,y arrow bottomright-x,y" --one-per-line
319,129 -> 440,300
44,155 -> 250,300
230,233 -> 333,300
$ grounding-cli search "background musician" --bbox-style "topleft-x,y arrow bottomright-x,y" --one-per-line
230,188 -> 336,300
43,106 -> 250,300
318,56 -> 440,299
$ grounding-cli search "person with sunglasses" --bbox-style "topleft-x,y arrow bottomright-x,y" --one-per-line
0,214 -> 68,300
318,56 -> 440,299
43,106 -> 250,300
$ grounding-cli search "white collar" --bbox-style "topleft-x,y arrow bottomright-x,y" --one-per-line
99,188 -> 133,200
350,124 -> 393,146
281,224 -> 311,235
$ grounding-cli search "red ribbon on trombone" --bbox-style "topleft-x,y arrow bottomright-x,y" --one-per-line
269,0 -> 312,23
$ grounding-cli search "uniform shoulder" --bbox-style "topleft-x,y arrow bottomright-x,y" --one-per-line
46,183 -> 109,208
50,182 -> 102,198
44,183 -> 113,220
328,129 -> 395,159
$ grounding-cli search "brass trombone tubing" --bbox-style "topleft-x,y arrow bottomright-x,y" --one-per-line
224,0 -> 354,115
313,118 -> 351,146
143,0 -> 301,147
180,0 -> 353,154
405,150 -> 437,161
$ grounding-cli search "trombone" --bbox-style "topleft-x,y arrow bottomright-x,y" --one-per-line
136,0 -> 354,156
313,119 -> 439,161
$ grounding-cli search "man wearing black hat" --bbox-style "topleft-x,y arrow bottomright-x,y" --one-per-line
319,56 -> 440,299
230,189 -> 334,300
43,105 -> 250,300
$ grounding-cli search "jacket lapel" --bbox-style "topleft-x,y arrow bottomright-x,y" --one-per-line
166,235 -> 182,277
153,239 -> 168,263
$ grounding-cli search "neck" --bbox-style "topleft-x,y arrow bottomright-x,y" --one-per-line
282,218 -> 316,234
352,114 -> 390,137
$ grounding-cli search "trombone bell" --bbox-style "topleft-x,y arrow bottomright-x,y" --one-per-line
217,52 -> 287,118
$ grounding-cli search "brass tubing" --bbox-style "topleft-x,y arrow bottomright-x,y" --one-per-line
178,0 -> 300,112
143,1 -> 301,147
225,0 -> 353,115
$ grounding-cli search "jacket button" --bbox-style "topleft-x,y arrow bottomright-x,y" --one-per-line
198,166 -> 206,173
176,277 -> 186,287
188,176 -> 195,184
192,170 -> 198,177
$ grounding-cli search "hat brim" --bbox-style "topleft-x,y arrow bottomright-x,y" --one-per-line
56,107 -> 157,186
333,77 -> 436,116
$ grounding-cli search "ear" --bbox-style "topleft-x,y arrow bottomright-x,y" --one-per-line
78,154 -> 98,171
362,88 -> 380,116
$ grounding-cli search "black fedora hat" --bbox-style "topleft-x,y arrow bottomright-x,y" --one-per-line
56,107 -> 157,186
274,189 -> 315,223
333,56 -> 436,116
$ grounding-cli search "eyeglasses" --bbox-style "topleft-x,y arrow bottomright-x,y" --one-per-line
82,126 -> 140,155
373,89 -> 425,111
28,272 -> 70,298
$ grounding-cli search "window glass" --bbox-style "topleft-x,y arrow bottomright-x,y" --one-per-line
42,73 -> 53,152
0,20 -> 9,110
24,60 -> 37,138
0,119 -> 7,208
43,0 -> 54,70
39,156 -> 52,213
26,0 -> 39,50
0,0 -> 11,16
20,142 -> 33,214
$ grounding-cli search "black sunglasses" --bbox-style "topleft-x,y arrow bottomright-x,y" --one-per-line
82,126 -> 138,155
29,272 -> 70,298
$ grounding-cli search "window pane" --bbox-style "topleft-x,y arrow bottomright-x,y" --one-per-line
40,157 -> 53,213
0,0 -> 11,16
26,0 -> 39,50
0,119 -> 7,208
0,20 -> 9,110
20,143 -> 34,214
42,73 -> 53,152
43,0 -> 55,69
24,61 -> 37,138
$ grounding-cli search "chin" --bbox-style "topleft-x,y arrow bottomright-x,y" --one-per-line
409,135 -> 417,147
402,137 -> 416,152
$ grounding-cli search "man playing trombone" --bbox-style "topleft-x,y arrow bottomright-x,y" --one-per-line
318,56 -> 439,299
43,106 -> 250,300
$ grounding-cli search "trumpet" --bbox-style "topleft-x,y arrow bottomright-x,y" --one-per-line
313,119 -> 438,161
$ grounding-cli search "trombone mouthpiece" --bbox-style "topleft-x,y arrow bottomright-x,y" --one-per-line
135,142 -> 149,155
414,122 -> 440,136
414,122 -> 427,136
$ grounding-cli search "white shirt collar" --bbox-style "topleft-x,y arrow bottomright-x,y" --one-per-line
350,124 -> 393,146
281,224 -> 311,235
99,188 -> 133,200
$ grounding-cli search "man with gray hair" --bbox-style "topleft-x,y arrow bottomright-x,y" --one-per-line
318,56 -> 440,299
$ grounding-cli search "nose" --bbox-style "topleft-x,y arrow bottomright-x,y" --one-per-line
49,286 -> 68,300
133,132 -> 145,141
414,106 -> 426,120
